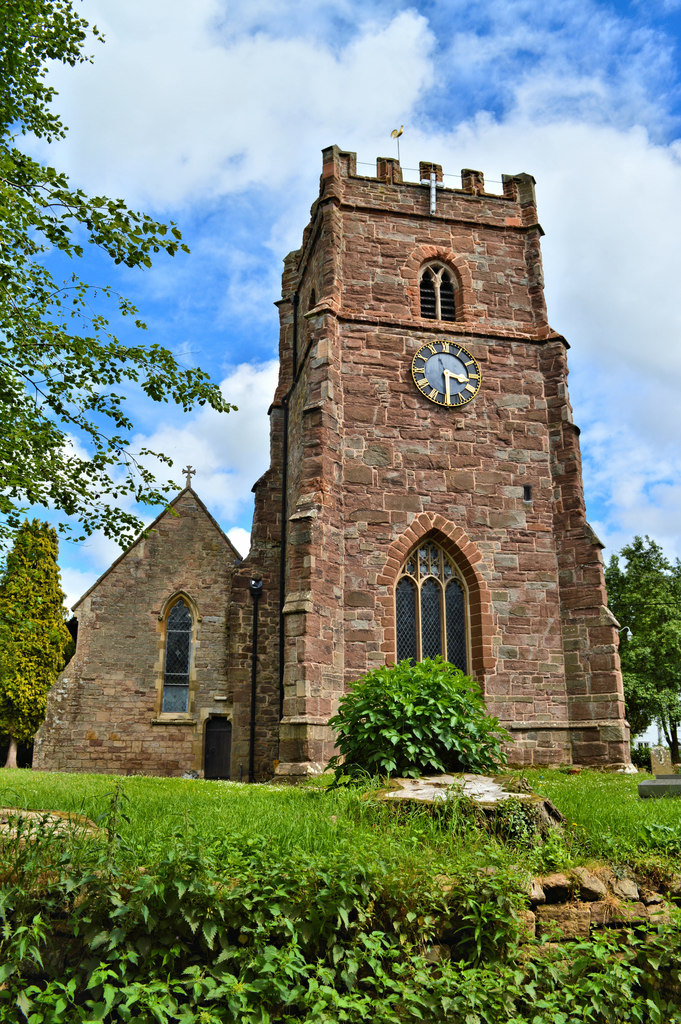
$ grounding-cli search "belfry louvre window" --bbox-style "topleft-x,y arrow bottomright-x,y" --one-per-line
162,598 -> 192,713
396,542 -> 468,671
419,262 -> 458,321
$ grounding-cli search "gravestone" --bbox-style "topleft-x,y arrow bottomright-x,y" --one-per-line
638,744 -> 681,799
650,745 -> 672,775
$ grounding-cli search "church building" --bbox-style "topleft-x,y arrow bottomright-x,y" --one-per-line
34,146 -> 631,779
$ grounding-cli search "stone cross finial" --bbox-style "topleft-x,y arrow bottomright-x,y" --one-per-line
183,465 -> 196,489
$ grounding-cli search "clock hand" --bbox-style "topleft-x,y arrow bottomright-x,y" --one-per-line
443,369 -> 468,391
443,370 -> 451,404
443,369 -> 463,404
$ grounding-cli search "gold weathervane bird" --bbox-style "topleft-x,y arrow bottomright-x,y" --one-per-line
390,125 -> 403,161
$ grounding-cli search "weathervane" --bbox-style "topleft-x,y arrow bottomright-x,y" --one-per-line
390,124 -> 403,162
183,465 -> 196,489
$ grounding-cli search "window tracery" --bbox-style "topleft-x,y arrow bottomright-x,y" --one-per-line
162,597 -> 193,713
419,262 -> 458,321
395,541 -> 468,671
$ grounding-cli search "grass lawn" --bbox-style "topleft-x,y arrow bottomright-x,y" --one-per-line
2,766 -> 680,870
2,767 -> 681,1022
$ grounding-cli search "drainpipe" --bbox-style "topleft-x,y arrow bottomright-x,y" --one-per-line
278,396 -> 289,720
248,576 -> 263,783
278,292 -> 298,721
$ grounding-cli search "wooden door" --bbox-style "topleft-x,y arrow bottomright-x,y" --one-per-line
204,716 -> 231,779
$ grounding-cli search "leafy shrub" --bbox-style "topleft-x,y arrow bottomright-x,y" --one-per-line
488,797 -> 539,846
3,782 -> 681,1022
631,742 -> 652,771
327,657 -> 509,781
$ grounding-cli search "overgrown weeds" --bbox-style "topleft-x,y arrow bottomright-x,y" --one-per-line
1,769 -> 681,1021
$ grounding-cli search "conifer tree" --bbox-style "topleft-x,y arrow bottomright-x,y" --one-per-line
0,521 -> 71,768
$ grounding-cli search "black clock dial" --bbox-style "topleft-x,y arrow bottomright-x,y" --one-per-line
411,341 -> 481,407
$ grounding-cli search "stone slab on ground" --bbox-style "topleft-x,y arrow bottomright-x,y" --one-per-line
0,807 -> 98,842
374,774 -> 563,830
638,776 -> 681,799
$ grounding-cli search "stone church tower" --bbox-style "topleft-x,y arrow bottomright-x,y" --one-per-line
36,145 -> 630,780
227,146 -> 630,779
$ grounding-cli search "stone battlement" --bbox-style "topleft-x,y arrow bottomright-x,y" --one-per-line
320,145 -> 537,207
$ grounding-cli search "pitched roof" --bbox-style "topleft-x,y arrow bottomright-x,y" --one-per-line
71,488 -> 243,611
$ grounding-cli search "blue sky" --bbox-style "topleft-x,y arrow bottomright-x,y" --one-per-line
28,0 -> 681,606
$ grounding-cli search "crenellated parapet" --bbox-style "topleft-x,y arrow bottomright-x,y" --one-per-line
319,145 -> 539,219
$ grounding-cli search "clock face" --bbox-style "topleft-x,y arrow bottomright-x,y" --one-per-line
411,341 -> 481,407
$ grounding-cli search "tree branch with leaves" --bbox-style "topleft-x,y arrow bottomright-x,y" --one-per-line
0,0 -> 234,544
605,536 -> 681,761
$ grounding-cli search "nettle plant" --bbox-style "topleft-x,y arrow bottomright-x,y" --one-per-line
327,657 -> 509,782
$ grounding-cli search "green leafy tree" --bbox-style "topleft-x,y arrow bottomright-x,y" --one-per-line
327,657 -> 509,781
0,520 -> 71,768
0,0 -> 234,544
605,536 -> 681,761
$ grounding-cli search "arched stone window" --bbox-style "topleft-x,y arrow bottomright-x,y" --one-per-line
162,597 -> 193,713
395,540 -> 468,671
419,262 -> 458,321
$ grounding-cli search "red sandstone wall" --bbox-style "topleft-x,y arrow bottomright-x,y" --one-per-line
263,147 -> 628,771
541,342 -> 629,763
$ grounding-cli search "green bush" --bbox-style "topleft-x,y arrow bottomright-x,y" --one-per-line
4,795 -> 681,1023
327,657 -> 509,781
631,742 -> 652,771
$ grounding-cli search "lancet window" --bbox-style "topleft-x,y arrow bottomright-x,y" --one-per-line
395,541 -> 468,671
162,597 -> 193,713
419,262 -> 458,321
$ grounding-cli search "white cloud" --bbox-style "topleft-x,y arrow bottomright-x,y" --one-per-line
442,0 -> 676,133
42,2 -> 434,209
227,526 -> 251,558
131,359 -> 278,526
60,566 -> 100,611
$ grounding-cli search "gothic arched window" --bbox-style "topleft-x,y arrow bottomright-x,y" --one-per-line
162,597 -> 193,713
419,262 -> 458,321
395,541 -> 468,671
